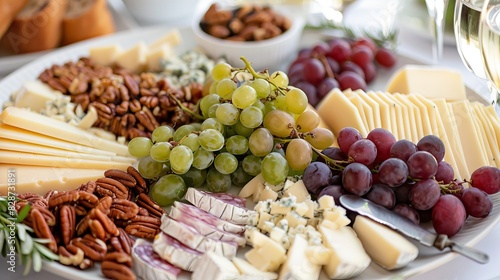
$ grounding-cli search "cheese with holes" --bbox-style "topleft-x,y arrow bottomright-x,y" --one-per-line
0,107 -> 130,156
386,65 -> 467,101
0,164 -> 105,195
319,225 -> 370,279
316,89 -> 368,137
13,80 -> 62,112
353,215 -> 418,270
89,44 -> 123,66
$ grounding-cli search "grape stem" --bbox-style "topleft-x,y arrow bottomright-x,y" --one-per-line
239,56 -> 289,98
317,54 -> 335,79
167,92 -> 205,120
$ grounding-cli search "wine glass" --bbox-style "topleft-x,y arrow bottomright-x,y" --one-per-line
425,0 -> 449,62
479,0 -> 500,106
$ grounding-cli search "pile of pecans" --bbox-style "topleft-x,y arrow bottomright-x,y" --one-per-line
200,3 -> 292,41
38,58 -> 204,140
15,166 -> 165,280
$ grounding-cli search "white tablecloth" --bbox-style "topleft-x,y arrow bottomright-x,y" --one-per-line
1,0 -> 499,279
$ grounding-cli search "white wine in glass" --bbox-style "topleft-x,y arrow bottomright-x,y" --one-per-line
454,0 -> 487,79
479,0 -> 500,105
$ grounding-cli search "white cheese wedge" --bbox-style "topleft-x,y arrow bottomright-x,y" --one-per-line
115,42 -> 148,73
319,225 -> 371,279
316,88 -> 368,137
0,124 -> 115,157
13,80 -> 62,112
132,239 -> 182,280
185,187 -> 255,225
169,205 -> 246,246
386,65 -> 467,101
353,215 -> 418,270
192,252 -> 240,280
282,180 -> 310,202
77,105 -> 98,130
89,44 -> 123,66
160,215 -> 238,258
278,234 -> 321,280
232,257 -> 278,279
147,44 -> 174,72
152,232 -> 202,272
0,107 -> 130,156
149,29 -> 182,49
246,230 -> 287,272
239,173 -> 265,199
0,150 -> 130,170
0,164 -> 105,195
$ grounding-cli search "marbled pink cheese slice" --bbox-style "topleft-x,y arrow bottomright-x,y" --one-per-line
132,239 -> 182,280
153,232 -> 202,272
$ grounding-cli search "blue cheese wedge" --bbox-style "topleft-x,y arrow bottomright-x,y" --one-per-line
353,215 -> 419,270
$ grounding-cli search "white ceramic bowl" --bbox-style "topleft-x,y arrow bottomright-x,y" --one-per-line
191,7 -> 305,72
122,0 -> 200,25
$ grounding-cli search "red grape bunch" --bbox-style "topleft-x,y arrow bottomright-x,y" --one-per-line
301,126 -> 499,238
287,37 -> 397,106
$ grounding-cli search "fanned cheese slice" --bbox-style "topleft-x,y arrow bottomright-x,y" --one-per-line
355,90 -> 381,130
393,93 -> 420,143
367,91 -> 393,134
472,103 -> 500,168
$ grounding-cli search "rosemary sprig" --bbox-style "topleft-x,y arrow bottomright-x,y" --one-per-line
304,18 -> 399,50
0,196 -> 59,275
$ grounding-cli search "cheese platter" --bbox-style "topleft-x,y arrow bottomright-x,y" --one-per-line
0,17 -> 499,280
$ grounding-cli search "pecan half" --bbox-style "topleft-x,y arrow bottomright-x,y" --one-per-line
60,205 -> 76,245
58,244 -> 85,266
71,235 -> 107,262
95,178 -> 128,199
104,252 -> 132,267
88,208 -> 119,239
101,260 -> 136,280
20,204 -> 56,227
78,181 -> 97,194
136,193 -> 165,219
104,169 -> 136,189
76,215 -> 90,237
109,199 -> 139,220
48,190 -> 98,209
109,228 -> 134,255
126,166 -> 147,193
74,205 -> 88,216
96,196 -> 113,215
31,208 -> 58,253
135,108 -> 159,132
125,216 -> 161,240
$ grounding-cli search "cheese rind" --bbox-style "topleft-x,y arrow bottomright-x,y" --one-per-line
353,215 -> 418,270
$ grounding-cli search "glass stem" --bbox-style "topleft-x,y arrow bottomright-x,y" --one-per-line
426,0 -> 449,63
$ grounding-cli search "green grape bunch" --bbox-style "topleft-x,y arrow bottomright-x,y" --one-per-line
127,57 -> 335,207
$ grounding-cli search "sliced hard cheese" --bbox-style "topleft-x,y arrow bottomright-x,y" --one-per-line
367,91 -> 392,134
346,93 -> 370,132
0,138 -> 134,163
472,103 -> 500,167
0,164 -> 105,195
319,225 -> 371,279
386,65 -> 467,101
353,215 -> 418,270
0,150 -> 130,170
375,91 -> 405,140
433,98 -> 470,179
407,94 -> 433,136
278,234 -> 321,280
355,90 -> 381,129
88,44 -> 123,66
13,80 -> 62,112
316,89 -> 368,137
393,93 -> 420,143
0,123 -> 116,157
470,106 -> 495,166
450,100 -> 490,172
192,252 -> 240,280
1,107 -> 130,156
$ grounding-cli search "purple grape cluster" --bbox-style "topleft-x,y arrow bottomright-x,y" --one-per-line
302,126 -> 498,237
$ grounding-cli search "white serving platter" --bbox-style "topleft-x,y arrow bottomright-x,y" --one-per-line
0,24 -> 499,280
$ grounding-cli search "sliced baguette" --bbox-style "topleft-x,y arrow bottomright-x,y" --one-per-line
0,0 -> 67,54
61,0 -> 115,45
0,0 -> 29,38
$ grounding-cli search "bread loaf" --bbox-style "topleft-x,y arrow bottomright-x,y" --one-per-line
0,0 -> 29,38
0,0 -> 67,54
62,0 -> 115,45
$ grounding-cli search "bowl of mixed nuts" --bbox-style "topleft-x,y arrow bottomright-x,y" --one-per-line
191,2 -> 305,72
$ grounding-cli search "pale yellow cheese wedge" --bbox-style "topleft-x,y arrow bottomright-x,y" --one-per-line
115,42 -> 148,73
386,65 -> 467,101
355,89 -> 381,130
393,93 -> 420,143
0,107 -> 130,156
472,103 -> 500,168
376,91 -> 406,140
14,80 -> 62,112
89,44 -> 123,66
367,91 -> 393,134
0,164 -> 105,195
